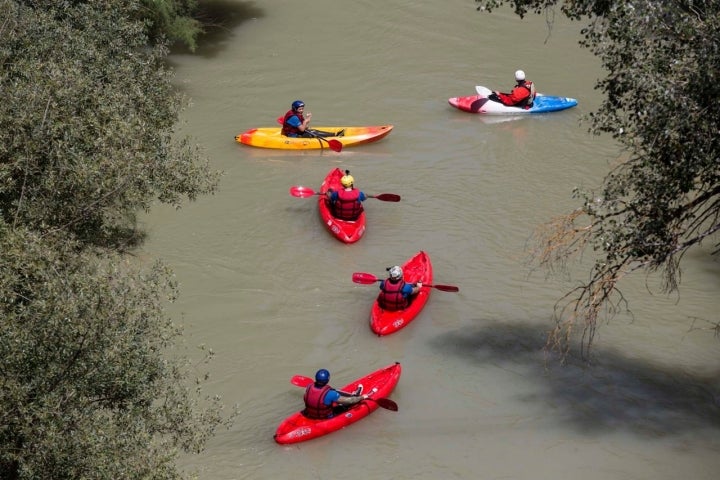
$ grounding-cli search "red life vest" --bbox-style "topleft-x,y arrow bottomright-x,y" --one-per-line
303,384 -> 333,419
281,109 -> 304,137
332,188 -> 364,220
377,279 -> 408,311
518,81 -> 536,108
498,80 -> 535,108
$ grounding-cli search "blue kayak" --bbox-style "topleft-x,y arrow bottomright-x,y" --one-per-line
448,85 -> 578,115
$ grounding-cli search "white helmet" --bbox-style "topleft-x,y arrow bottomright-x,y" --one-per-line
388,266 -> 403,281
514,70 -> 526,81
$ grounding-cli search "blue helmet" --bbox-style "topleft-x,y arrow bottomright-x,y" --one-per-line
315,369 -> 330,384
292,100 -> 305,111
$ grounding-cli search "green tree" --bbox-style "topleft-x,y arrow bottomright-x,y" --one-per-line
140,0 -> 204,51
0,223 -> 227,479
1,0 -> 219,248
1,2 -> 229,478
475,0 -> 720,357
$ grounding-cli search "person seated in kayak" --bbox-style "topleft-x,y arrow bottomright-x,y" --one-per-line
303,369 -> 368,419
281,100 -> 344,138
326,170 -> 366,221
488,70 -> 536,109
377,265 -> 422,311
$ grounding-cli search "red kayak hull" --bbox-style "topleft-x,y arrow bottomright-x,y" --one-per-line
274,362 -> 402,444
370,251 -> 433,336
318,168 -> 366,243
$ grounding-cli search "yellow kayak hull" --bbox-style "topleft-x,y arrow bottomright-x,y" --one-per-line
235,125 -> 393,150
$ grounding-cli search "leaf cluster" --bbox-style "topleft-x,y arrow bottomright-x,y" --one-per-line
477,0 -> 720,357
0,1 -> 219,248
140,0 -> 204,51
0,223 -> 226,479
1,2 -> 229,478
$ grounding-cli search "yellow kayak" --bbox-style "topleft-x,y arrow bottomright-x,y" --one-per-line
235,125 -> 393,150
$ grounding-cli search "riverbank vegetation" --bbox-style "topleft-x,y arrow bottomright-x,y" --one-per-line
142,0 -> 203,51
1,1 -> 227,478
475,0 -> 720,358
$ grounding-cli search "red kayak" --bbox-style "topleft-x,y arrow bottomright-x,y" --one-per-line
274,362 -> 402,444
318,167 -> 366,243
370,251 -> 433,336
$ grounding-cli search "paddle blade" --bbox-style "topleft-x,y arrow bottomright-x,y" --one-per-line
352,272 -> 380,284
327,139 -> 343,152
277,116 -> 284,125
289,186 -> 318,198
373,398 -> 398,411
371,193 -> 401,202
291,375 -> 313,388
428,284 -> 459,292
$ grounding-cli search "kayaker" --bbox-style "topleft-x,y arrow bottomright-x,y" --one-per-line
377,265 -> 422,311
303,369 -> 368,419
281,100 -> 343,138
489,70 -> 536,109
326,170 -> 366,221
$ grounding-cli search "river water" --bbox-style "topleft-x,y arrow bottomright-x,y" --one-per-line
139,1 -> 720,478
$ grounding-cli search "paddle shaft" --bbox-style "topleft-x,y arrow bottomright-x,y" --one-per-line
306,130 -> 343,152
276,116 -> 342,151
351,272 -> 459,292
289,186 -> 400,202
290,375 -> 398,411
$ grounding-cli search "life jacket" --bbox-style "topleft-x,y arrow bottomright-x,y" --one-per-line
303,383 -> 333,419
281,109 -> 304,137
519,81 -> 536,108
377,279 -> 409,311
332,188 -> 364,220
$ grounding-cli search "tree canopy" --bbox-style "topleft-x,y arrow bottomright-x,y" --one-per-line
1,0 -> 219,247
475,0 -> 720,357
1,1 -> 226,478
141,0 -> 204,51
0,224 -> 226,479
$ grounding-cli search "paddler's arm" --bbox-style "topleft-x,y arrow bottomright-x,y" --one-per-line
404,282 -> 422,297
335,384 -> 365,401
297,112 -> 312,132
335,393 -> 369,406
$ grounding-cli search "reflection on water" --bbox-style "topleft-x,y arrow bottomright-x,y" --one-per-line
475,115 -> 527,125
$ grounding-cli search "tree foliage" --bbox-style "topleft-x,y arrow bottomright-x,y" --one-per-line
0,0 -> 219,248
1,1 -> 228,478
0,224 -> 226,479
140,0 -> 204,51
475,0 -> 720,357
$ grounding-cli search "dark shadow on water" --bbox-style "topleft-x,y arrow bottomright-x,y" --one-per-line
170,1 -> 265,59
428,320 -> 720,437
683,245 -> 720,289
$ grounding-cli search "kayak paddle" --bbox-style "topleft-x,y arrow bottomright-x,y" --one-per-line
307,131 -> 343,152
291,375 -> 359,395
289,186 -> 400,202
290,375 -> 398,411
351,272 -> 460,292
364,397 -> 398,411
475,85 -> 493,96
275,116 -> 343,152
